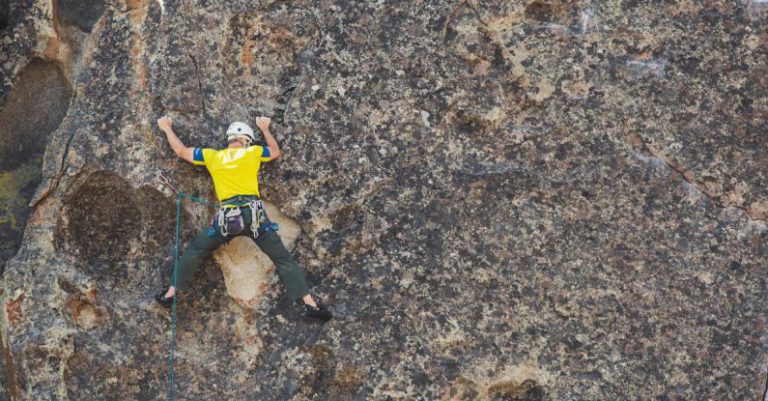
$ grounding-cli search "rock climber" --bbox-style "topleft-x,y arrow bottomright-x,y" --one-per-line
154,115 -> 332,322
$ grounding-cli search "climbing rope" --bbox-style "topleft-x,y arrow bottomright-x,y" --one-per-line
159,174 -> 217,401
169,193 -> 179,401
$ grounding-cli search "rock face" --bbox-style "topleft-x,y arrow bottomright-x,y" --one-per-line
0,0 -> 767,400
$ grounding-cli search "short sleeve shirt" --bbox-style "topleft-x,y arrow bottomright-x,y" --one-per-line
192,145 -> 271,201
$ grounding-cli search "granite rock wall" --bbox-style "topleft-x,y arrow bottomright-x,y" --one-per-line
0,0 -> 766,400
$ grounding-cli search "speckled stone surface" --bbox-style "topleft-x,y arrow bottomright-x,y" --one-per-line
0,1 -> 766,400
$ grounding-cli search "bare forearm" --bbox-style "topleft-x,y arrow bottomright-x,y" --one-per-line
262,128 -> 278,150
163,127 -> 187,155
260,126 -> 282,159
157,116 -> 194,163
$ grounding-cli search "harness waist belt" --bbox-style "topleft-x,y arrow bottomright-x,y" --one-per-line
220,194 -> 260,208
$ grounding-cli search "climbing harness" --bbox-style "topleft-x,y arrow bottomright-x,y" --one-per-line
214,200 -> 271,238
215,194 -> 273,239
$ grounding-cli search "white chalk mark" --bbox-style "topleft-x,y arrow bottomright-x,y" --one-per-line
534,22 -> 576,35
579,8 -> 595,34
625,58 -> 667,80
157,0 -> 165,14
508,123 -> 539,134
629,150 -> 668,170
465,162 -> 523,176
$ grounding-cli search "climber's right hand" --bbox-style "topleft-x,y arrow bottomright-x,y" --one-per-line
256,116 -> 271,131
158,116 -> 173,132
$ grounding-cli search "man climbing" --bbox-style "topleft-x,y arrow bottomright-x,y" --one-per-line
154,115 -> 332,322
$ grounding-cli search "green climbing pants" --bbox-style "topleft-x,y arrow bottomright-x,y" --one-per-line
174,206 -> 311,301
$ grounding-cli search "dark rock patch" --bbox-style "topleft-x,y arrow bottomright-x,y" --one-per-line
0,58 -> 71,272
133,185 -> 197,287
324,365 -> 367,401
305,344 -> 337,394
64,340 -> 157,401
135,185 -> 179,257
0,2 -> 8,31
0,58 -> 71,172
60,172 -> 141,281
487,379 -> 546,401
525,1 -> 557,23
56,0 -> 106,33
524,0 -> 579,26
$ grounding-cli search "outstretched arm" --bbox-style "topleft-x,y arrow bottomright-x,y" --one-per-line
158,116 -> 194,163
256,116 -> 281,160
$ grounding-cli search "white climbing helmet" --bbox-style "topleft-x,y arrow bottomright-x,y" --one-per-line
226,122 -> 255,144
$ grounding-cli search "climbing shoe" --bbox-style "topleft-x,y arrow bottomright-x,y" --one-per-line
155,285 -> 175,308
305,298 -> 332,322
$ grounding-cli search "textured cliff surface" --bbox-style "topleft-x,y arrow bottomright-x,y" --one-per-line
0,0 -> 767,400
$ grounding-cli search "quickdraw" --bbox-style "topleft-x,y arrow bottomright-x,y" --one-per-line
248,200 -> 267,239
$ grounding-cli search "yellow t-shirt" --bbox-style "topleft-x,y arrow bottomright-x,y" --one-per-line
192,146 -> 271,201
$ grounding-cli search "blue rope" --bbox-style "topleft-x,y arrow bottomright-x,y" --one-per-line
168,191 -> 216,401
168,194 -> 180,401
177,192 -> 218,208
